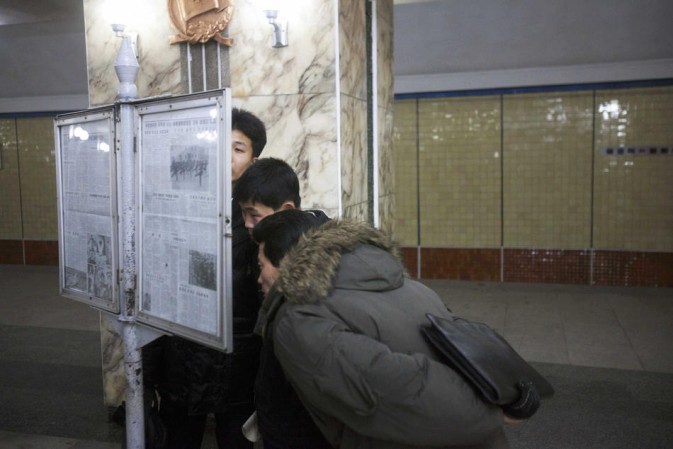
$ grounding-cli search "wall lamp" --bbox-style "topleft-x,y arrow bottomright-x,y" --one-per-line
264,9 -> 288,48
111,23 -> 139,100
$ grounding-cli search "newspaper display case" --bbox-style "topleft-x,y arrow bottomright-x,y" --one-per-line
54,108 -> 119,313
136,90 -> 233,351
54,90 -> 233,351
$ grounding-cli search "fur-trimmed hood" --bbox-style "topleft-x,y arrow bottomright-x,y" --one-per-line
276,220 -> 405,305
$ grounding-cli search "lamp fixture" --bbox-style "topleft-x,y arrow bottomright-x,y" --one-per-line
264,9 -> 288,48
111,23 -> 125,38
111,23 -> 139,100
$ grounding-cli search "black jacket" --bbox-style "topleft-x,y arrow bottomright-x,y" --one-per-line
253,209 -> 332,449
143,201 -> 262,415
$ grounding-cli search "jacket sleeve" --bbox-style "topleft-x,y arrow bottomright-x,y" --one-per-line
273,307 -> 504,447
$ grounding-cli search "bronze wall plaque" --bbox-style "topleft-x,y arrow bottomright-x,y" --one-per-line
169,0 -> 234,45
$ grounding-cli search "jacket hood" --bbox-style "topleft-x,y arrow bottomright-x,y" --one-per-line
277,220 -> 405,305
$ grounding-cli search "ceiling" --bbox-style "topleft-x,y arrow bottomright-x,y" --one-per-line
0,0 -> 86,98
1,0 -> 672,102
0,0 -> 432,28
0,0 -> 430,100
0,0 -> 84,32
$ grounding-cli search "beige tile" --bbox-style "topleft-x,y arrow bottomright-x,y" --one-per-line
418,96 -> 502,247
593,86 -> 673,251
17,117 -> 58,240
503,91 -> 593,248
392,99 -> 419,245
0,119 -> 23,239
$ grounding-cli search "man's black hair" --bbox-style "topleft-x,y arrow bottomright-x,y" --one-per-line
232,108 -> 267,157
252,209 -> 324,267
232,157 -> 301,210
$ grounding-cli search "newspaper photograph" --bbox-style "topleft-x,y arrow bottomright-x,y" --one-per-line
141,216 -> 218,334
140,105 -> 221,333
62,211 -> 113,301
58,119 -> 114,301
142,109 -> 218,219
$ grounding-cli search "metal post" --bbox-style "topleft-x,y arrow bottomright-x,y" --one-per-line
118,102 -> 145,449
112,31 -> 166,448
111,21 -> 146,447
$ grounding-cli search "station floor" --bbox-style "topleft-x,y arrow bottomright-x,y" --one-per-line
1,264 -> 672,449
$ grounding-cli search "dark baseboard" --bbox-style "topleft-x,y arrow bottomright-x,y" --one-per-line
400,247 -> 673,288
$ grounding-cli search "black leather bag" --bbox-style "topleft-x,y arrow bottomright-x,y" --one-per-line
422,313 -> 554,419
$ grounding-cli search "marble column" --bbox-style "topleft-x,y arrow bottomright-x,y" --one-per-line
376,0 -> 395,235
83,0 -> 393,406
229,0 -> 394,224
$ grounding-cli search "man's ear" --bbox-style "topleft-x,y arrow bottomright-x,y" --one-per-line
280,201 -> 296,210
251,157 -> 258,164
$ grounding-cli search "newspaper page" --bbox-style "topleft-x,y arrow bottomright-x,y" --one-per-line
58,119 -> 114,302
140,105 -> 220,335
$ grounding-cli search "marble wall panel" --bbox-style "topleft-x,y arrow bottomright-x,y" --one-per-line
377,0 -> 394,29
84,0 -> 123,105
376,0 -> 394,110
339,0 -> 367,101
229,0 -> 337,97
136,3 -> 183,98
340,95 -> 368,215
343,201 -> 368,222
378,106 -> 395,234
379,107 -> 395,197
85,0 -> 183,106
101,315 -> 125,406
378,191 -> 395,237
376,1 -> 394,233
233,93 -> 340,217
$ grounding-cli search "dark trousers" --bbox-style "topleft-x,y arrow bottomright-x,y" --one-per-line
160,404 -> 254,449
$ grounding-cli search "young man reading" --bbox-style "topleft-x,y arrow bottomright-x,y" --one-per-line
143,108 -> 266,449
232,160 -> 330,449
232,157 -> 328,233
253,214 -> 514,449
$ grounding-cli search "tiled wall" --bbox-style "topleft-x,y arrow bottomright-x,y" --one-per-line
0,119 -> 22,240
5,84 -> 672,285
419,96 -> 502,247
503,92 -> 593,249
391,100 -> 418,247
0,116 -> 59,265
393,84 -> 673,287
594,87 -> 673,251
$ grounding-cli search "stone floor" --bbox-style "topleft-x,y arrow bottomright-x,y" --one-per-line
1,265 -> 672,448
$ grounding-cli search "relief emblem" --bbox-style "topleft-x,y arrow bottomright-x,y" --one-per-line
168,0 -> 234,45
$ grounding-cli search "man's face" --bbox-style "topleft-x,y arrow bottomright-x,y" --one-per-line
258,243 -> 280,297
240,200 -> 277,232
240,200 -> 295,233
232,129 -> 257,182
